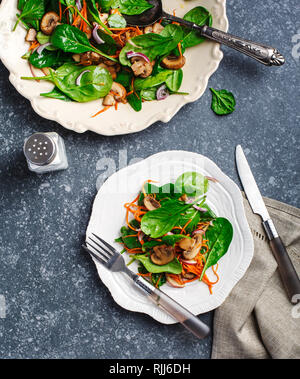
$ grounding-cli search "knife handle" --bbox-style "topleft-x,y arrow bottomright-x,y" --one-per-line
263,220 -> 300,304
133,276 -> 210,339
269,237 -> 300,304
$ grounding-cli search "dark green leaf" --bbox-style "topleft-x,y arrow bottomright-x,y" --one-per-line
133,255 -> 182,274
210,88 -> 236,115
141,199 -> 193,238
182,6 -> 213,49
40,87 -> 73,101
118,0 -> 153,15
200,217 -> 233,279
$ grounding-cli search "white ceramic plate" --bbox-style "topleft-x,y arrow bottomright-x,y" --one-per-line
86,151 -> 254,324
0,0 -> 228,136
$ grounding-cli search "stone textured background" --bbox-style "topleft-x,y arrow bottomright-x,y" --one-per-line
0,0 -> 299,358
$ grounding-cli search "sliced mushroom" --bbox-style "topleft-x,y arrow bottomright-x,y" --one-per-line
131,57 -> 153,78
110,82 -> 127,103
25,28 -> 37,42
40,12 -> 60,35
182,272 -> 196,280
153,22 -> 164,34
179,194 -> 188,202
183,234 -> 203,260
178,237 -> 195,251
166,274 -> 185,288
80,51 -> 102,65
144,23 -> 164,34
144,25 -> 153,34
103,94 -> 116,106
102,82 -> 127,106
99,13 -> 109,24
143,195 -> 161,211
151,245 -> 175,266
72,54 -> 81,63
85,25 -> 92,40
161,55 -> 186,70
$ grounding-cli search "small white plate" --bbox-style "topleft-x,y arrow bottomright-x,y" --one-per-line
86,151 -> 254,324
0,0 -> 228,136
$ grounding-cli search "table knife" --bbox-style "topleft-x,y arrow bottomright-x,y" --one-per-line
236,145 -> 300,304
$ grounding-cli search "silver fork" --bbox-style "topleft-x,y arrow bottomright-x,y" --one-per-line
83,233 -> 210,339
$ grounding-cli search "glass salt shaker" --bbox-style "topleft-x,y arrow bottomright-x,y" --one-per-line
23,132 -> 68,174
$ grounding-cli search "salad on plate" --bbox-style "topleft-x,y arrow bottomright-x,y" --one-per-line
116,172 -> 233,294
15,0 -> 213,116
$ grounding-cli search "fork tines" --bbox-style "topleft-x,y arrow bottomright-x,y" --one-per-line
84,234 -> 115,265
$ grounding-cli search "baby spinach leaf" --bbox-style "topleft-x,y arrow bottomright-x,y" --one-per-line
118,0 -> 153,15
142,240 -> 163,252
175,172 -> 209,197
141,87 -> 157,101
127,91 -> 142,112
40,87 -> 73,101
200,217 -> 233,279
51,65 -> 113,102
161,234 -> 190,246
115,69 -> 132,88
36,32 -> 58,51
29,49 -> 73,68
108,14 -> 127,28
134,70 -> 173,90
119,33 -> 179,66
14,0 -> 45,31
182,6 -> 212,49
93,29 -> 118,56
116,225 -> 141,249
151,272 -> 166,288
86,0 -> 112,34
141,199 -> 193,238
210,88 -> 236,115
165,69 -> 183,92
51,24 -> 116,61
134,255 -> 182,274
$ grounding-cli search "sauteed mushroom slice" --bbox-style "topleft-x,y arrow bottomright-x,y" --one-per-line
161,55 -> 186,70
182,235 -> 203,260
182,272 -> 196,280
40,12 -> 60,35
166,274 -> 185,288
143,195 -> 160,211
151,245 -> 175,266
178,237 -> 195,251
131,57 -> 153,78
25,28 -> 37,42
102,82 -> 127,106
144,22 -> 164,34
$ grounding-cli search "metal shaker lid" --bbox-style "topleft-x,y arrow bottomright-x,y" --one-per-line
23,133 -> 56,166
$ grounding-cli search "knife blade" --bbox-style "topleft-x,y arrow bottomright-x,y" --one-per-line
236,145 -> 300,304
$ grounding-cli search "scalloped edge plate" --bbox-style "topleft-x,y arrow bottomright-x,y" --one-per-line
86,151 -> 254,324
0,0 -> 228,136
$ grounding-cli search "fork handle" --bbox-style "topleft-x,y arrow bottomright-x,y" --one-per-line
134,276 -> 210,339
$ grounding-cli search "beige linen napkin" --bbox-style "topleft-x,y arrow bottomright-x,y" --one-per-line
212,195 -> 300,359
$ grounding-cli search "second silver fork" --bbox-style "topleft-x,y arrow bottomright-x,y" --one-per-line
83,233 -> 210,339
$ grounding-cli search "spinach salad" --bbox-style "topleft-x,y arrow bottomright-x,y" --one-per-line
116,172 -> 233,293
16,1 -> 213,116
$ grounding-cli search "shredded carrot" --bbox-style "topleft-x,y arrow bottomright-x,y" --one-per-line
91,105 -> 111,118
181,219 -> 192,234
59,1 -> 62,21
28,41 -> 39,51
111,8 -> 122,15
178,42 -> 183,58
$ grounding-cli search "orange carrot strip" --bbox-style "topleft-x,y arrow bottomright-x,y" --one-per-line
91,105 -> 111,118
